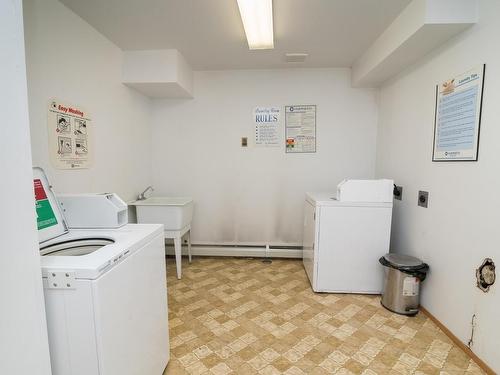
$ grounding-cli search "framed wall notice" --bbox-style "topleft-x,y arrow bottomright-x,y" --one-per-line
432,65 -> 485,162
285,105 -> 316,153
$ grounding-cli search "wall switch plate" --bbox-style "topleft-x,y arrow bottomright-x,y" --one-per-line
394,186 -> 403,200
241,137 -> 248,147
418,191 -> 429,208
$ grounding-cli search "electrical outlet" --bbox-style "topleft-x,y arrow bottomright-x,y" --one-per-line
418,191 -> 429,208
476,258 -> 496,292
394,186 -> 403,201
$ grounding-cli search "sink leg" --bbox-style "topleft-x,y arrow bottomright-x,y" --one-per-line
174,236 -> 182,279
187,230 -> 192,263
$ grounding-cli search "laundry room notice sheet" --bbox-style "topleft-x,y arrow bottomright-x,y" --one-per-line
47,99 -> 93,169
433,65 -> 485,161
254,107 -> 281,147
285,105 -> 317,153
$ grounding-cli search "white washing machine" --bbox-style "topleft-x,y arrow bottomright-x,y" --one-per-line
303,180 -> 393,294
34,168 -> 170,375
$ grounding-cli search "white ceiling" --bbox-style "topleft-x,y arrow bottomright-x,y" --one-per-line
59,0 -> 411,71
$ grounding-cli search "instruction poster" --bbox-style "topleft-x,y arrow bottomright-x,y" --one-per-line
433,65 -> 485,161
34,178 -> 58,230
285,105 -> 316,153
254,107 -> 281,147
47,99 -> 93,169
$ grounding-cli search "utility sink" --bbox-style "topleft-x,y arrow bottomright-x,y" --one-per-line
131,197 -> 193,231
131,196 -> 194,279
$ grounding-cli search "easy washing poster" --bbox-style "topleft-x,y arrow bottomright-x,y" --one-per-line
47,99 -> 93,169
34,178 -> 58,230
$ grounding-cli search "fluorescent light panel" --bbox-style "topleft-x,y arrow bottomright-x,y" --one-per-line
237,0 -> 274,50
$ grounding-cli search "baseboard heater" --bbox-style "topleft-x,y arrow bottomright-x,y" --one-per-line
164,243 -> 303,259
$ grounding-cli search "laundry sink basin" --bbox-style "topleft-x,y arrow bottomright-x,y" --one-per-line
131,197 -> 193,231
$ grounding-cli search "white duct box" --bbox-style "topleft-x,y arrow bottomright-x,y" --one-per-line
56,193 -> 128,228
336,179 -> 394,202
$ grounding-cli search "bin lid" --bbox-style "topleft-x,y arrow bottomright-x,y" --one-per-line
383,253 -> 423,269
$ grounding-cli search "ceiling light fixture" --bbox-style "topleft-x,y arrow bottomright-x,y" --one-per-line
236,0 -> 274,50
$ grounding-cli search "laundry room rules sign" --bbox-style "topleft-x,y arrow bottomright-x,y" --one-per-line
254,107 -> 281,147
47,99 -> 93,169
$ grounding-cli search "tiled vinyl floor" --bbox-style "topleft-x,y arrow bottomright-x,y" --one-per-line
163,257 -> 484,375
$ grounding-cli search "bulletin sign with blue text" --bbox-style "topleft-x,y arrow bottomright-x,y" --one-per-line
432,65 -> 485,162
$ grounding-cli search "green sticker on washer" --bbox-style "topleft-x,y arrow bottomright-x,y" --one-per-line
34,178 -> 58,230
36,199 -> 58,230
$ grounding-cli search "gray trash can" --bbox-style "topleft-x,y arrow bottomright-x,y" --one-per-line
379,253 -> 429,315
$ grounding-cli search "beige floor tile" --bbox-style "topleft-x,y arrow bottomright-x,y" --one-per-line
185,360 -> 209,375
210,362 -> 232,375
164,257 -> 486,375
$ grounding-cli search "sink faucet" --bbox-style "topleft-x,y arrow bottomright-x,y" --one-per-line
137,186 -> 154,200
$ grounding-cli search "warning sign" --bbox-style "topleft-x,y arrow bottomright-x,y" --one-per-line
402,277 -> 419,297
34,179 -> 58,230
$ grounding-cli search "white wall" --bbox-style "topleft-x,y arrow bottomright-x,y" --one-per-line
0,0 -> 52,373
376,0 -> 500,371
122,49 -> 193,98
152,69 -> 379,246
24,0 -> 152,202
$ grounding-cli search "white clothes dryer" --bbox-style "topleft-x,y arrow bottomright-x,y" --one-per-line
303,190 -> 393,294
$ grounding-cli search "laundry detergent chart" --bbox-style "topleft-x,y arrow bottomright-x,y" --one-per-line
47,99 -> 93,169
285,105 -> 316,153
34,178 -> 58,230
254,107 -> 281,147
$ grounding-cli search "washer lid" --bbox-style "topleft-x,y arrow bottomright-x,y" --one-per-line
33,167 -> 69,244
383,253 -> 423,269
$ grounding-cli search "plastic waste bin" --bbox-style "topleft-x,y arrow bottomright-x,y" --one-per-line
379,253 -> 429,315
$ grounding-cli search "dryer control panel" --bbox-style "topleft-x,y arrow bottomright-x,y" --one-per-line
57,193 -> 128,228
